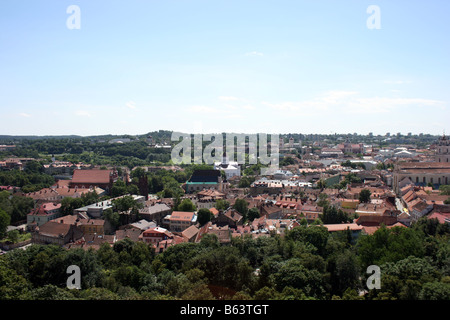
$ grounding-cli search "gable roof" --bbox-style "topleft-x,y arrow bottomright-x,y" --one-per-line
115,228 -> 141,242
141,202 -> 171,214
324,223 -> 363,232
142,226 -> 173,237
197,189 -> 225,198
170,211 -> 196,222
224,209 -> 243,222
355,215 -> 398,226
28,203 -> 61,216
72,169 -> 113,184
428,212 -> 450,224
36,221 -> 72,237
182,225 -> 199,240
209,207 -> 219,217
208,225 -> 231,244
35,221 -> 83,241
129,219 -> 156,231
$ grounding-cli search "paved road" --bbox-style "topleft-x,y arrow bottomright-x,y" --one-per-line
395,197 -> 408,214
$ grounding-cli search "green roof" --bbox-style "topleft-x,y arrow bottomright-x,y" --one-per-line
186,181 -> 218,184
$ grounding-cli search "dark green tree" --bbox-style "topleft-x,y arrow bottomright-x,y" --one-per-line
247,207 -> 260,222
0,208 -> 10,239
233,198 -> 248,220
197,208 -> 214,226
359,189 -> 371,203
215,199 -> 230,211
177,198 -> 196,212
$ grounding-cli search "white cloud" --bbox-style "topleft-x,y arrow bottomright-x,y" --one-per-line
262,90 -> 356,114
18,112 -> 31,118
126,101 -> 136,109
384,80 -> 412,85
188,105 -> 220,114
75,110 -> 92,117
347,97 -> 444,114
245,51 -> 264,56
262,90 -> 445,116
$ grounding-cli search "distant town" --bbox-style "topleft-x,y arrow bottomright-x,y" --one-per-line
0,131 -> 449,300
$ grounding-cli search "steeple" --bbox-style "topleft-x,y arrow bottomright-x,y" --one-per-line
436,132 -> 450,162
222,152 -> 229,166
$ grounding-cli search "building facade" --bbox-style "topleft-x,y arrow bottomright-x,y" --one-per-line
27,203 -> 62,227
393,162 -> 450,193
436,134 -> 450,163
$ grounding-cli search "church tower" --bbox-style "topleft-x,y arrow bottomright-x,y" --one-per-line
436,134 -> 450,163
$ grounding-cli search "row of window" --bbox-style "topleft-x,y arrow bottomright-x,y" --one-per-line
409,176 -> 449,184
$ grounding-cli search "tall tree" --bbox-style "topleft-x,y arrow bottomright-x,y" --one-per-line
0,208 -> 10,239
359,189 -> 372,203
233,198 -> 248,221
247,207 -> 260,222
177,198 -> 196,212
197,208 -> 214,226
215,199 -> 230,211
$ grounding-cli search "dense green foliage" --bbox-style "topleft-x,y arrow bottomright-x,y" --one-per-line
359,189 -> 372,203
0,133 -> 173,169
0,169 -> 55,193
1,216 -> 448,300
197,208 -> 214,226
320,205 -> 352,224
0,190 -> 34,224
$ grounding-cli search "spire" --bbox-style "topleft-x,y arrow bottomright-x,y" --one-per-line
222,152 -> 229,165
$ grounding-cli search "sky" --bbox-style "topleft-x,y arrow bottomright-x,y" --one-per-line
0,0 -> 449,136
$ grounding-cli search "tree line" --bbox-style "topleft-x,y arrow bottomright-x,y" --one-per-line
1,216 -> 448,300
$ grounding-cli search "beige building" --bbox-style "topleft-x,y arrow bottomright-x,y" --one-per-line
393,162 -> 450,193
164,211 -> 198,232
436,134 -> 450,163
32,221 -> 83,246
27,203 -> 62,227
393,135 -> 450,193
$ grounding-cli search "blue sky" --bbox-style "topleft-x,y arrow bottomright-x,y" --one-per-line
0,0 -> 449,136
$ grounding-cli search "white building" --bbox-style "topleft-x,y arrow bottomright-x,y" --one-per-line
214,153 -> 241,180
274,170 -> 294,180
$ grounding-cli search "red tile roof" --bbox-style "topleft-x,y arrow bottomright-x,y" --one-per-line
209,207 -> 219,217
71,169 -> 113,184
428,212 -> 450,224
170,211 -> 196,222
324,223 -> 363,232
